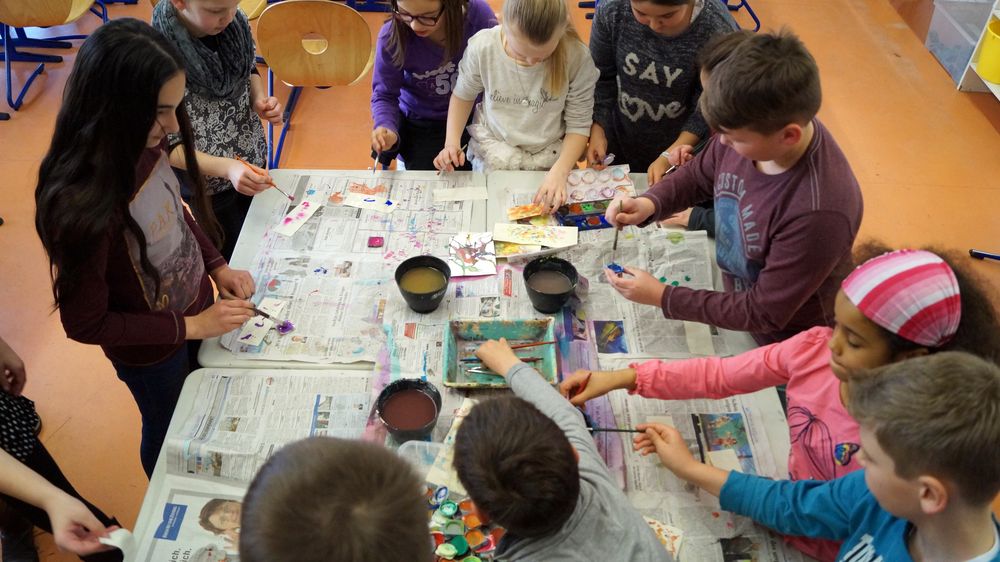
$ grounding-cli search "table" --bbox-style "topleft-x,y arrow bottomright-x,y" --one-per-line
137,169 -> 797,561
198,169 -> 487,369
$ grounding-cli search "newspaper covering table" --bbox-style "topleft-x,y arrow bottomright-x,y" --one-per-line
214,171 -> 482,364
131,368 -> 373,561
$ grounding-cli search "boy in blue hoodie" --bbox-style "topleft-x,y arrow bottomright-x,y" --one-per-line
631,351 -> 1000,561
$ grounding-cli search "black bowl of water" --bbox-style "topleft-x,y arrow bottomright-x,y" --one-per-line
395,255 -> 451,313
523,257 -> 578,314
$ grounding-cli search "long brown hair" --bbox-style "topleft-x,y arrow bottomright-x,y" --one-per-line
385,0 -> 468,67
502,0 -> 582,96
35,19 -> 220,307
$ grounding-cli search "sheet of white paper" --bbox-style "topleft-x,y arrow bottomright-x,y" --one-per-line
706,448 -> 743,472
236,317 -> 274,346
447,232 -> 497,276
272,199 -> 322,236
342,192 -> 397,213
683,321 -> 716,356
99,528 -> 136,560
433,186 -> 488,201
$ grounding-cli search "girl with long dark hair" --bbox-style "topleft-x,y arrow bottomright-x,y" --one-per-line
35,19 -> 256,478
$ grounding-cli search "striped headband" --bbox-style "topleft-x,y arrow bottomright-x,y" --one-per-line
841,250 -> 961,348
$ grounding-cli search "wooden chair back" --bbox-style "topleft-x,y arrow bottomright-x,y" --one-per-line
257,0 -> 373,87
0,0 -> 93,27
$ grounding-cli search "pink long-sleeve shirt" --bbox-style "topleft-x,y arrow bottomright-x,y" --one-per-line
632,326 -> 861,562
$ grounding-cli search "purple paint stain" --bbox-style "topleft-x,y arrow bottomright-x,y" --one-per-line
363,198 -> 376,203
239,333 -> 253,340
276,320 -> 295,335
314,267 -> 328,274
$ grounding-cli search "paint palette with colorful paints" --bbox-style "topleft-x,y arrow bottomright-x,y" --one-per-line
442,319 -> 558,388
555,199 -> 614,230
426,485 -> 504,561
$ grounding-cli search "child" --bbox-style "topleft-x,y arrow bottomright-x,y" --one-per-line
586,0 -> 735,185
0,336 -> 122,562
561,246 -> 1000,561
432,0 -> 600,211
240,437 -> 432,562
606,29 -> 863,345
456,339 -> 670,561
34,19 -> 256,477
634,352 -> 1000,561
153,0 -> 282,261
370,0 -> 497,170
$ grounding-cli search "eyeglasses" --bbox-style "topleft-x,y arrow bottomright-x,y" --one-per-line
392,8 -> 444,26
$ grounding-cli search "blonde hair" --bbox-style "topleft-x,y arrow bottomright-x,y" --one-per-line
502,0 -> 582,95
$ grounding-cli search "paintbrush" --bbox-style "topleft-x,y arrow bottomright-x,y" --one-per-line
372,151 -> 381,177
235,156 -> 294,201
437,143 -> 470,175
588,426 -> 644,434
250,306 -> 272,320
249,305 -> 296,334
460,356 -> 542,363
662,137 -> 712,177
612,199 -> 622,252
507,340 -> 557,351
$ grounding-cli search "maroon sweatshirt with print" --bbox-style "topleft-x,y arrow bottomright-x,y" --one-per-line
58,145 -> 225,366
639,119 -> 863,345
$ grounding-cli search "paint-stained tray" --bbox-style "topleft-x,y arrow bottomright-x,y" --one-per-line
442,319 -> 558,388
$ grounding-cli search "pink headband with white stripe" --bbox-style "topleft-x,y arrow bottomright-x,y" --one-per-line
841,250 -> 961,348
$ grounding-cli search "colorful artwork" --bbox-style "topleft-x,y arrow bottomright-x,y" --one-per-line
235,298 -> 287,346
643,517 -> 683,559
272,200 -> 321,236
507,203 -> 546,221
493,223 -> 578,248
495,241 -> 541,257
348,181 -> 387,195
594,320 -> 627,353
447,232 -> 497,277
695,413 -> 757,475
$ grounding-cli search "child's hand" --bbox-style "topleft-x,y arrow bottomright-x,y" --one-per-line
253,96 -> 283,125
533,167 -> 568,212
658,208 -> 693,228
474,338 -> 522,378
371,127 -> 398,153
647,156 -> 671,185
226,159 -> 272,195
210,266 -> 256,299
560,369 -> 637,406
605,266 -> 664,306
647,145 -> 694,185
587,123 -> 608,168
434,144 -> 466,172
187,300 -> 255,339
0,337 -> 26,397
633,423 -> 697,473
605,196 -> 655,227
44,494 -> 118,556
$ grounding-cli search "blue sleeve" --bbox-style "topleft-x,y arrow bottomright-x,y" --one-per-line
371,23 -> 403,134
719,470 -> 868,541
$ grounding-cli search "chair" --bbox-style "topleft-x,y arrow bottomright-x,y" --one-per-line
0,0 -> 96,110
725,0 -> 760,32
256,0 -> 374,167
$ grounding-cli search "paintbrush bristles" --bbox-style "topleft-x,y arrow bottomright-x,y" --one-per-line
507,340 -> 557,350
612,200 -> 621,252
588,427 -> 644,434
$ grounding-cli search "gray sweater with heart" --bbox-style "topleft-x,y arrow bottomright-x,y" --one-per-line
590,0 -> 735,171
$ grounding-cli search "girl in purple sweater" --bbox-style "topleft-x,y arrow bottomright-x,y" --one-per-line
561,244 -> 1000,562
370,0 -> 496,170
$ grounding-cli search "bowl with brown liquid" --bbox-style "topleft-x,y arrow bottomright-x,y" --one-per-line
523,257 -> 578,314
375,378 -> 442,442
395,255 -> 451,313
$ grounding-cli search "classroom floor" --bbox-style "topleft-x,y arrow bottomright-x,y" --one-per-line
1,0 -> 998,559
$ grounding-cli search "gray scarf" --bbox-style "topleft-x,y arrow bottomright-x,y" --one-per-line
151,1 -> 255,102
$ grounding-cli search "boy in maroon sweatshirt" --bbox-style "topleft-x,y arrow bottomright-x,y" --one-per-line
606,30 -> 862,345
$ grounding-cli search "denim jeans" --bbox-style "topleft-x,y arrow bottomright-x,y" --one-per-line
114,341 -> 199,478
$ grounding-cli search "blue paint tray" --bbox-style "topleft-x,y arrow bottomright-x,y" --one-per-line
442,319 -> 558,388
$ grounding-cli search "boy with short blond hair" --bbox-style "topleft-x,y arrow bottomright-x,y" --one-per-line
633,352 -> 1000,561
607,29 -> 863,345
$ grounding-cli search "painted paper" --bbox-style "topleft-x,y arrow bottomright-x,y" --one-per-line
495,241 -> 542,257
493,223 -> 578,248
342,192 -> 397,214
447,232 -> 497,277
234,298 -> 288,346
272,199 -> 321,236
506,203 -> 545,221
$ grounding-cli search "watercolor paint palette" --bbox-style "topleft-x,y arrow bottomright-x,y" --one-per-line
442,319 -> 558,388
555,199 -> 614,230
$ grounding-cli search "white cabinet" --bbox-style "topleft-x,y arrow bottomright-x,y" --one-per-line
959,0 -> 1000,99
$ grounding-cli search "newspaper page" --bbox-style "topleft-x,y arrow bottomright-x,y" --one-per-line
135,369 -> 374,561
220,171 -> 480,363
606,385 -> 808,562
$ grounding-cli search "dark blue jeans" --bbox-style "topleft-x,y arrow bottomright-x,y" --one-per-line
114,341 -> 199,478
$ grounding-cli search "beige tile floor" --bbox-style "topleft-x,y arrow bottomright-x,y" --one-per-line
0,0 -> 998,559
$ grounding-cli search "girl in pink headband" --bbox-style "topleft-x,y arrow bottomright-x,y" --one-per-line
560,243 -> 999,562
